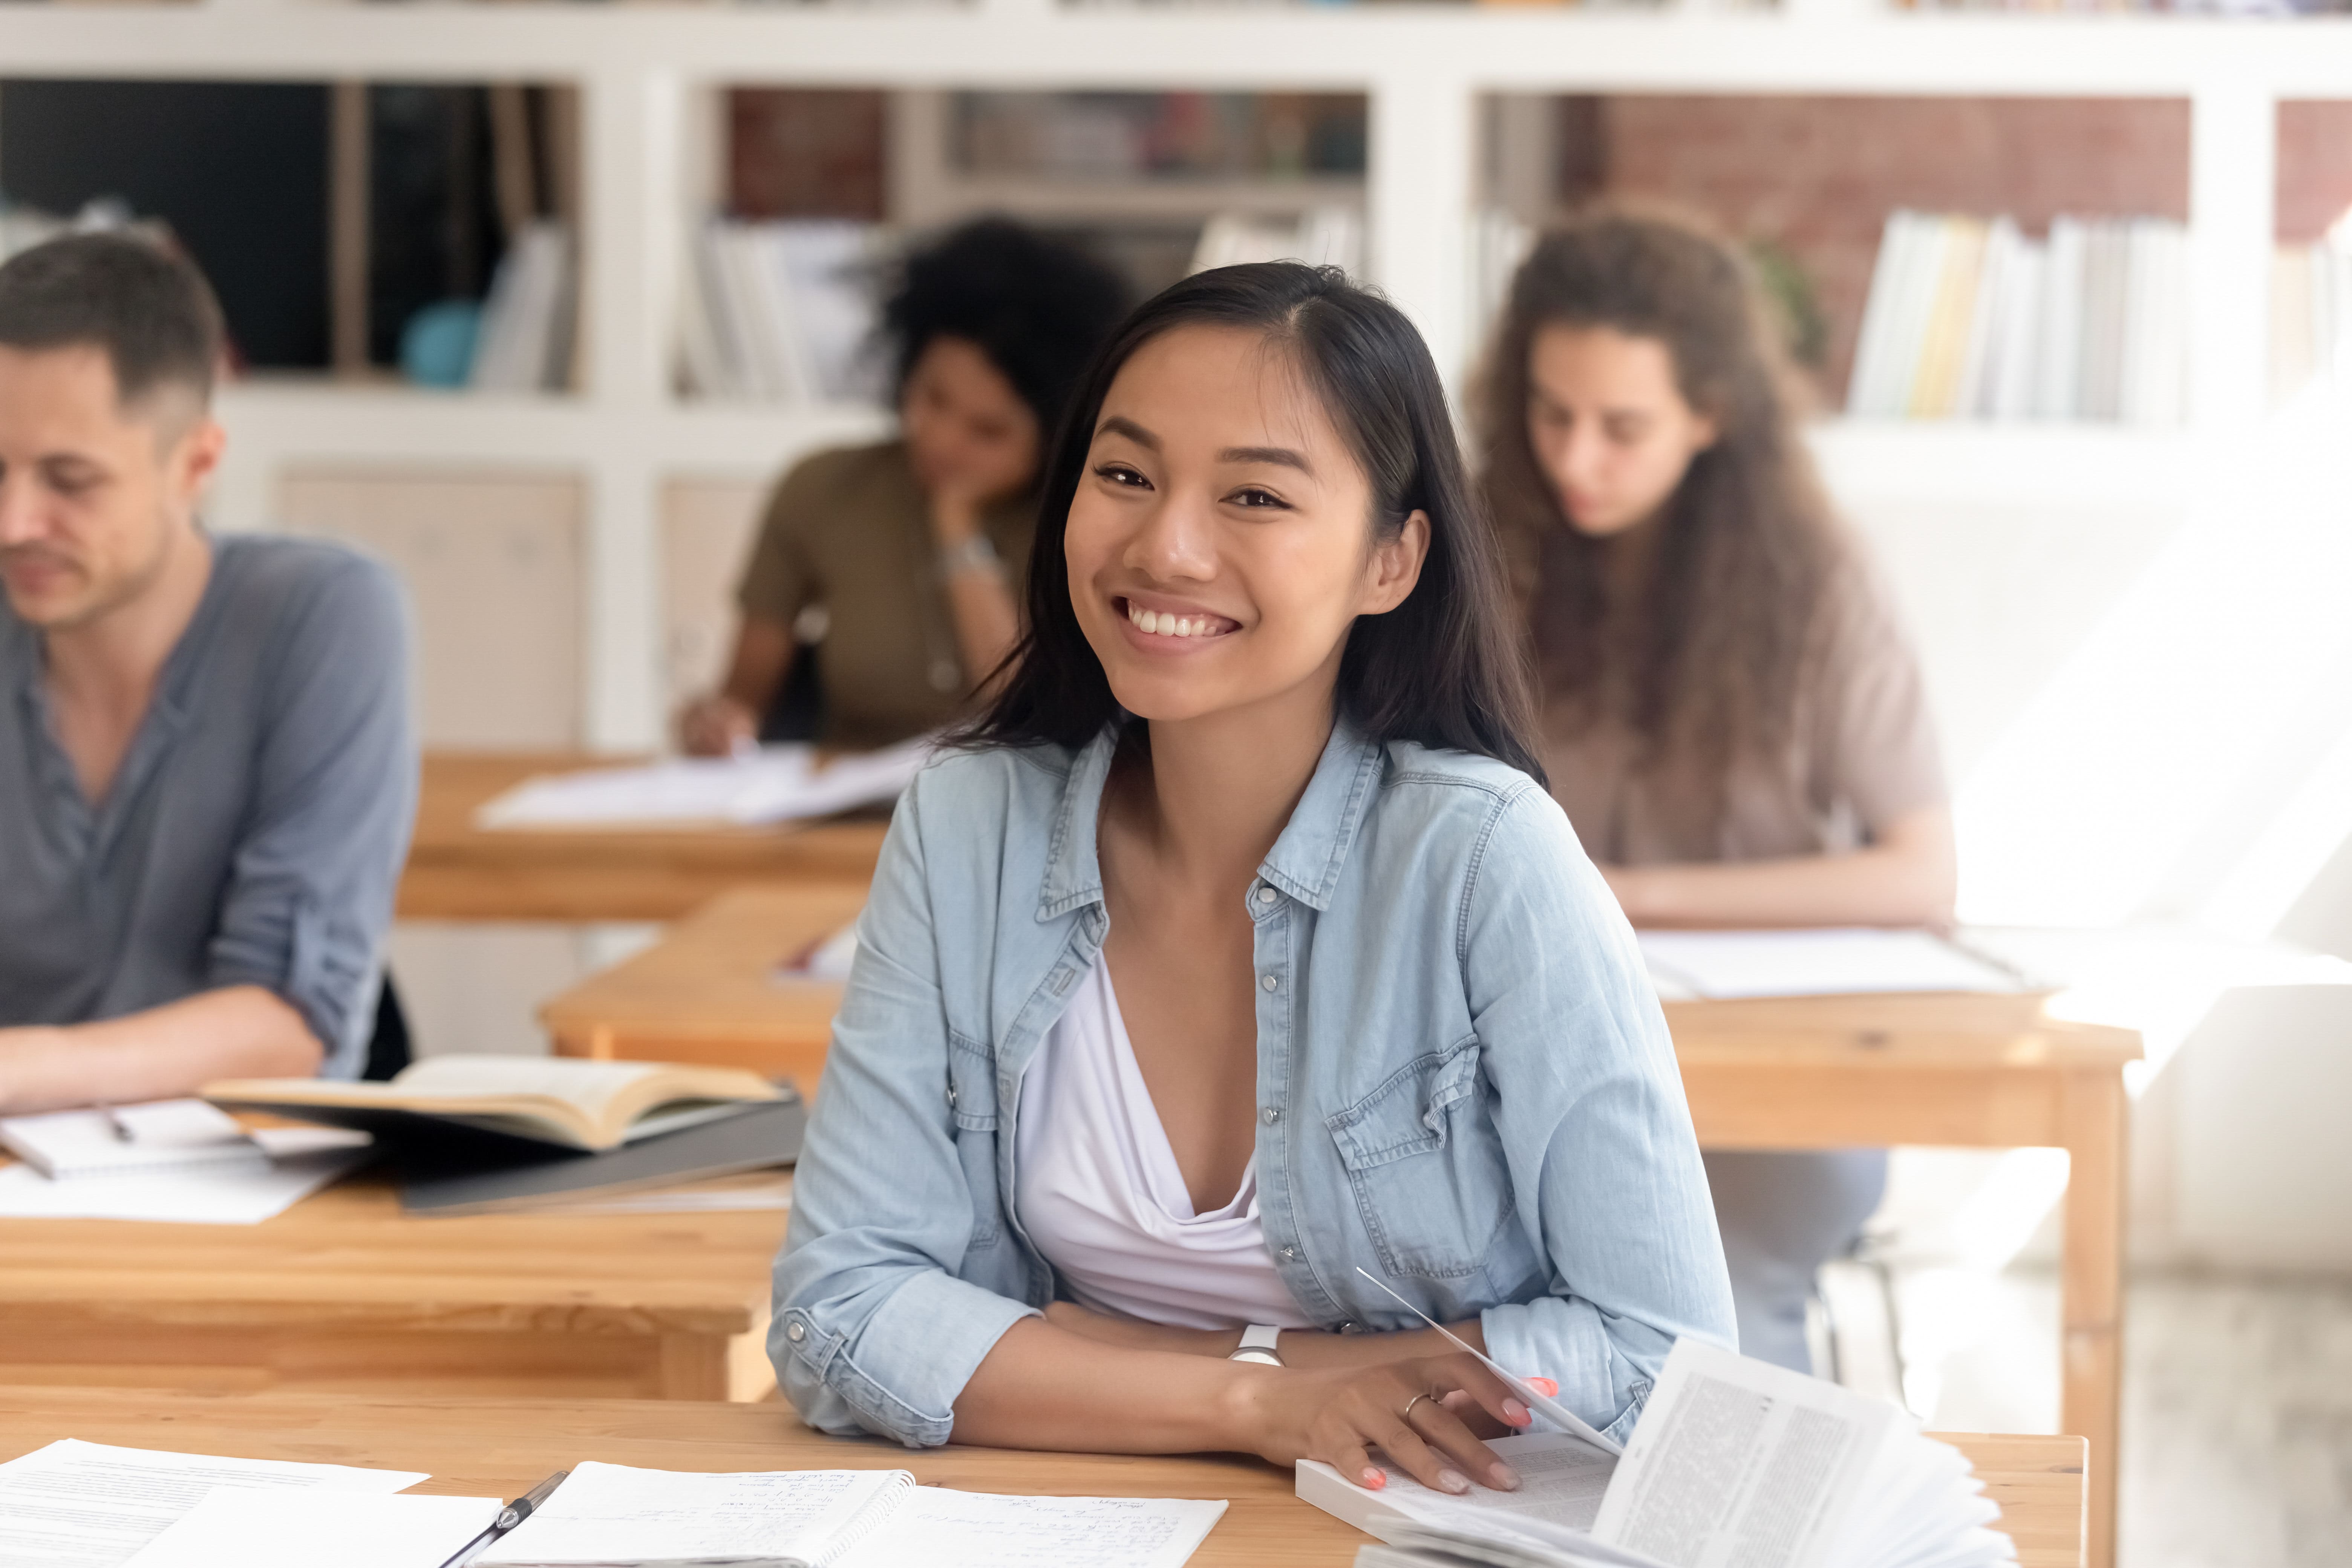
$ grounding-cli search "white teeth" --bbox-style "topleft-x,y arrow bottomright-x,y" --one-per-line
1128,603 -> 1222,639
1175,617 -> 1195,638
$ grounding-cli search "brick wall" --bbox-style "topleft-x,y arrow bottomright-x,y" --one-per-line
1579,95 -> 2192,400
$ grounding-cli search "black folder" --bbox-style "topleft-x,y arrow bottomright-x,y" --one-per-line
392,1094 -> 805,1217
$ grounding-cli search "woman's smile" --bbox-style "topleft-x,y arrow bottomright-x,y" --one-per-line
1118,595 -> 1240,645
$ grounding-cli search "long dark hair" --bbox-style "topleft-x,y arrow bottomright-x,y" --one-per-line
1476,206 -> 1849,830
959,261 -> 1543,784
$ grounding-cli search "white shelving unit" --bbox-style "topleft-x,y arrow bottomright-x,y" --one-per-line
1,1 -> 2329,750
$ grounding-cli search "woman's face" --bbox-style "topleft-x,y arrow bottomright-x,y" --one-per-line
1524,323 -> 1717,539
1063,325 -> 1427,727
900,335 -> 1042,503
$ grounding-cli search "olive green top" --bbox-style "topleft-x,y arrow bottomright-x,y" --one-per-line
736,440 -> 1038,751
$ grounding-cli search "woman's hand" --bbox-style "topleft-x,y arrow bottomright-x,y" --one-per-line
1229,1352 -> 1532,1497
679,693 -> 756,757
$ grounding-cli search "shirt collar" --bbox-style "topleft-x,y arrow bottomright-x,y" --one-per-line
1037,717 -> 1385,921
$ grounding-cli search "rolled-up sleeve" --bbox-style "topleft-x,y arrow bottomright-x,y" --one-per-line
1463,787 -> 1736,1444
205,554 -> 415,1078
770,770 -> 1038,1446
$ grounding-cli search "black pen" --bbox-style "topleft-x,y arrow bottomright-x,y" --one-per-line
435,1469 -> 569,1568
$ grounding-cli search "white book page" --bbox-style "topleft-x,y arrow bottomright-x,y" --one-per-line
474,1462 -> 909,1567
1591,1341 -> 1893,1568
830,1490 -> 1226,1568
119,1487 -> 499,1568
0,1439 -> 428,1568
0,1142 -> 371,1225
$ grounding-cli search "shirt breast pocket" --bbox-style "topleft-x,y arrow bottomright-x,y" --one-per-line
1325,1036 -> 1516,1281
945,1030 -> 1003,1248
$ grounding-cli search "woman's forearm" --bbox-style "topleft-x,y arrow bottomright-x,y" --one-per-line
951,1317 -> 1259,1453
1604,805 -> 1957,929
0,985 -> 322,1115
1042,1302 -> 1483,1370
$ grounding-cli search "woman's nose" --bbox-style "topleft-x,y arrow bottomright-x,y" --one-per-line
1124,491 -> 1217,582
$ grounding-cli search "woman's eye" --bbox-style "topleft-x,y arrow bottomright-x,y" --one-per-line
1229,487 -> 1288,510
1093,463 -> 1150,488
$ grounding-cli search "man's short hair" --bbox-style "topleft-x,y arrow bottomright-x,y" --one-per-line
0,231 -> 225,412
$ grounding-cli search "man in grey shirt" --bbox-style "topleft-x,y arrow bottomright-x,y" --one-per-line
0,233 -> 415,1112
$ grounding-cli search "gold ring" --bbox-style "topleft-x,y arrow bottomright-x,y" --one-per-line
1401,1393 -> 1435,1423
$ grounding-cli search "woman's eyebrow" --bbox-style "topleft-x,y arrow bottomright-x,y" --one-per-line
1096,415 -> 1161,450
1219,445 -> 1313,474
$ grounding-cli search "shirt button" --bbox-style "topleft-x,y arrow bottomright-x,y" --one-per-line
1256,887 -> 1277,906
786,1321 -> 805,1343
1261,1106 -> 1280,1125
946,1084 -> 958,1107
1260,973 -> 1278,992
1280,1246 -> 1297,1261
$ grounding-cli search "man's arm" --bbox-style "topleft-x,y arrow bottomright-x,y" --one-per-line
0,985 -> 322,1115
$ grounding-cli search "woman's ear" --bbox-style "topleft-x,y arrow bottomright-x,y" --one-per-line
1361,509 -> 1432,616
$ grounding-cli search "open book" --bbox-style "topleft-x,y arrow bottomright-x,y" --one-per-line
1299,1339 -> 2016,1568
473,1460 -> 1227,1568
205,1056 -> 782,1154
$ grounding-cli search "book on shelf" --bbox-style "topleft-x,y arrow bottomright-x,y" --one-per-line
469,220 -> 576,394
204,1054 -> 784,1155
1848,208 -> 2187,426
1301,1337 -> 2015,1568
679,218 -> 886,404
1189,206 -> 1364,277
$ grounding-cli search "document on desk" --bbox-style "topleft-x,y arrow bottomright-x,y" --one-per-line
475,1459 -> 1226,1568
0,1438 -> 429,1568
119,1487 -> 500,1568
475,737 -> 933,830
0,1130 -> 372,1224
1637,928 -> 2027,1001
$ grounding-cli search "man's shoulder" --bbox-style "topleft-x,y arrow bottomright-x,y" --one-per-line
217,533 -> 400,616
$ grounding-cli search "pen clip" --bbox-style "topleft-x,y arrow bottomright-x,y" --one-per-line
1352,1266 -> 1623,1456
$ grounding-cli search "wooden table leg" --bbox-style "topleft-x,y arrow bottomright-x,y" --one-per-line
2060,1067 -> 2126,1568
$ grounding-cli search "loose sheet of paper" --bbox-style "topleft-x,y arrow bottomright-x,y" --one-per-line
0,1136 -> 371,1224
833,1489 -> 1227,1568
0,1439 -> 429,1568
1636,928 -> 2023,1001
0,1100 -> 259,1178
474,1461 -> 906,1565
475,738 -> 931,831
119,1487 -> 499,1568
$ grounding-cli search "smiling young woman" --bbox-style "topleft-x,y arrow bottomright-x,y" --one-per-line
770,263 -> 1733,1497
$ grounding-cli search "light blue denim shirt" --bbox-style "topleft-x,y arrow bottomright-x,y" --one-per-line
771,721 -> 1734,1449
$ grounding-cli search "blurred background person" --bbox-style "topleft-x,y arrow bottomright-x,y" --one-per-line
680,217 -> 1131,755
1476,207 -> 1957,1375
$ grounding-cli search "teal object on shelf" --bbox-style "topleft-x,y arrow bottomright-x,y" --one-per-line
400,301 -> 482,388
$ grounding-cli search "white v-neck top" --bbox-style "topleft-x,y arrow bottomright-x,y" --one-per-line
1014,958 -> 1315,1331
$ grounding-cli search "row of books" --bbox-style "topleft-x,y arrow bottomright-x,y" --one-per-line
2271,237 -> 2352,402
955,89 -> 1367,181
678,219 -> 887,404
1847,209 -> 2188,425
1186,205 -> 1363,276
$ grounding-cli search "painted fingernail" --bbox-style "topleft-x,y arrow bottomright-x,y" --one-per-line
1491,1463 -> 1522,1491
1502,1398 -> 1531,1425
1362,1467 -> 1387,1490
1527,1377 -> 1559,1398
1437,1469 -> 1471,1495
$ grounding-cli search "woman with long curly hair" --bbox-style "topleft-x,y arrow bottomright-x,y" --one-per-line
1478,207 -> 1955,1374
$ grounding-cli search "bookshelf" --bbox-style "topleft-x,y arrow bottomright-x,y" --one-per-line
0,2 -> 2335,751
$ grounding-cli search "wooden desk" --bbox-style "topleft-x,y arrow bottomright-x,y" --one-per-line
0,1387 -> 2090,1568
541,889 -> 2139,1567
0,1176 -> 786,1403
400,752 -> 888,922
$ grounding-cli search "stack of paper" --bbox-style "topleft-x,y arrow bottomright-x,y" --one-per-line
679,219 -> 886,404
475,737 -> 933,831
470,222 -> 576,394
0,1100 -> 372,1225
1637,928 -> 2026,1001
0,1439 -> 429,1567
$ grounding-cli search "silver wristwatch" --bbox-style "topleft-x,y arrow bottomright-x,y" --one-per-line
1228,1324 -> 1285,1367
